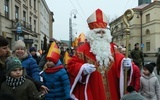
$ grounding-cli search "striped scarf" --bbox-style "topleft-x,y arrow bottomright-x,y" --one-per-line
6,75 -> 25,89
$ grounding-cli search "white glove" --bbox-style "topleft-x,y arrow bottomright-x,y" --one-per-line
123,58 -> 132,68
82,63 -> 96,75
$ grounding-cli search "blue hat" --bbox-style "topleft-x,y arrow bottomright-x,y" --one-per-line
29,47 -> 36,52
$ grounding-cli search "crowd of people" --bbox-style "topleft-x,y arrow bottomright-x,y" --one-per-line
0,8 -> 160,100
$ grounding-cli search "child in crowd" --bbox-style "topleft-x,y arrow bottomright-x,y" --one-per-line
29,47 -> 41,65
13,40 -> 40,81
121,48 -> 126,56
40,42 -> 71,100
140,63 -> 160,100
0,57 -> 44,100
121,86 -> 145,100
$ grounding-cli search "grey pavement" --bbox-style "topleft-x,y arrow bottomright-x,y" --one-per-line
144,57 -> 157,62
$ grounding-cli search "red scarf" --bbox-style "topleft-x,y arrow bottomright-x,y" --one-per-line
45,65 -> 64,73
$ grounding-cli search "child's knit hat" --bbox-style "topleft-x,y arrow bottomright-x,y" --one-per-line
29,47 -> 36,52
5,56 -> 22,75
14,40 -> 26,51
144,63 -> 154,73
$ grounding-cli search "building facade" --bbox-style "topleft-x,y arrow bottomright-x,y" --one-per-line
0,0 -> 53,51
110,1 -> 160,56
38,0 -> 54,50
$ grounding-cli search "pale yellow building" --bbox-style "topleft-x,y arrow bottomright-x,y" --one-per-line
110,1 -> 160,56
0,0 -> 54,50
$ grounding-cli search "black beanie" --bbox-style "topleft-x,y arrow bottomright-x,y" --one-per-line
149,62 -> 156,67
0,36 -> 9,47
144,63 -> 154,73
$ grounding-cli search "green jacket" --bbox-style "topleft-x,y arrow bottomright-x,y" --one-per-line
1,79 -> 42,100
121,91 -> 145,100
130,48 -> 144,67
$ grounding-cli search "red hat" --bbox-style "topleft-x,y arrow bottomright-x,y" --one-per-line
87,9 -> 108,30
46,42 -> 60,63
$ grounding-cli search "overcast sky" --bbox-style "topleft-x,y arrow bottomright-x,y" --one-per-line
45,0 -> 152,41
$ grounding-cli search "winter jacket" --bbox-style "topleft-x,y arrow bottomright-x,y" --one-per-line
0,52 -> 10,88
42,65 -> 71,100
1,79 -> 41,100
130,48 -> 144,69
22,54 -> 40,81
0,63 -> 6,87
31,54 -> 41,65
140,73 -> 160,100
38,54 -> 47,70
121,91 -> 145,100
0,54 -> 42,92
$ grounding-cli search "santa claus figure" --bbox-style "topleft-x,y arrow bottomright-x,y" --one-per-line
67,9 -> 140,100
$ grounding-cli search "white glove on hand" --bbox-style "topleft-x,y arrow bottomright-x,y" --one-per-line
82,63 -> 96,75
123,58 -> 132,68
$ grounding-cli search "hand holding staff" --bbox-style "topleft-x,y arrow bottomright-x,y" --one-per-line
122,9 -> 134,94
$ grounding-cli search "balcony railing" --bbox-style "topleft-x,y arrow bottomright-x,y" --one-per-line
12,19 -> 32,32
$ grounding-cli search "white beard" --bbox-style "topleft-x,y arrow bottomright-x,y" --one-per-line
86,28 -> 114,68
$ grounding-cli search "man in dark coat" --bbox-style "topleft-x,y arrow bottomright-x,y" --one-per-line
0,35 -> 10,87
130,43 -> 144,70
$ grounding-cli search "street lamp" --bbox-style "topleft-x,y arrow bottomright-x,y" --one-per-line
69,9 -> 77,48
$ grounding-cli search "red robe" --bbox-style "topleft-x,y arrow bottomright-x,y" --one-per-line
128,63 -> 141,92
119,61 -> 141,97
67,42 -> 125,100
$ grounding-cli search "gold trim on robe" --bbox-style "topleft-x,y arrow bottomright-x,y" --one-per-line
76,50 -> 116,100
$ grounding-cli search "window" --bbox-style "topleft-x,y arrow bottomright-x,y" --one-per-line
29,17 -> 32,30
121,23 -> 123,29
146,42 -> 150,51
15,6 -> 19,20
34,20 -> 36,32
115,26 -> 118,31
146,14 -> 150,23
29,0 -> 31,6
146,29 -> 150,35
23,11 -> 26,27
139,0 -> 151,5
34,0 -> 36,10
23,11 -> 26,21
29,17 -> 31,25
4,0 -> 9,18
